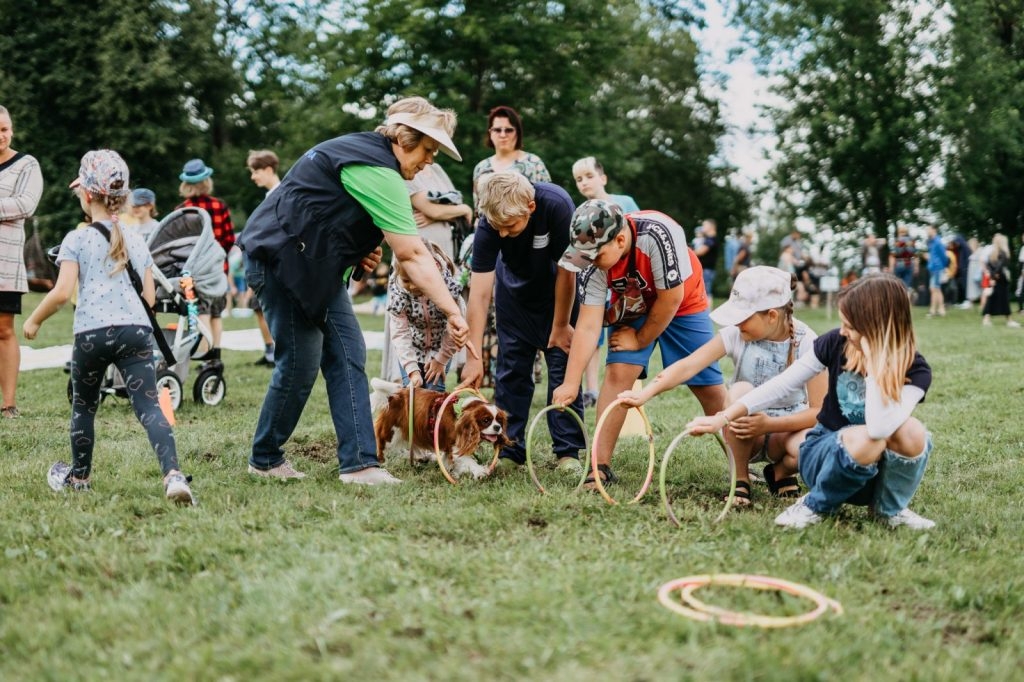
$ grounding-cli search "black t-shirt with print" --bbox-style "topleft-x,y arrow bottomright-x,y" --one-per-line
813,329 -> 931,432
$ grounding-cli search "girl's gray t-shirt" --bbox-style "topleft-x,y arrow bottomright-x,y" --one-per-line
57,221 -> 153,334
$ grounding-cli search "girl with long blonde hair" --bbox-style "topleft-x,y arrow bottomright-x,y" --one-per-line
23,150 -> 194,505
687,274 -> 935,530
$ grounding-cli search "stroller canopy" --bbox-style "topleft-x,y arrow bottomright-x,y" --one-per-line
149,207 -> 227,299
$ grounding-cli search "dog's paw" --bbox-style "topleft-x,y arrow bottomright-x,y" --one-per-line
411,447 -> 436,464
452,456 -> 490,480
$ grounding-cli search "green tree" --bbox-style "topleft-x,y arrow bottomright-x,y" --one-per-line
735,0 -> 942,237
302,0 -> 748,229
935,0 -> 1024,241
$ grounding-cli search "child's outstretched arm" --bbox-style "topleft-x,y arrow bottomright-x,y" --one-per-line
618,334 -> 727,407
23,261 -> 78,340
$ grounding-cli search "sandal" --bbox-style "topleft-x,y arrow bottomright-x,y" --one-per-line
764,463 -> 801,498
582,464 -> 617,490
725,479 -> 752,507
1,406 -> 21,419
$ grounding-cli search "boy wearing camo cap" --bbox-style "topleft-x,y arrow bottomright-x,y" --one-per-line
552,200 -> 726,488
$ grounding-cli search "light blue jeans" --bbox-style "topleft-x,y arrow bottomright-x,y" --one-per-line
799,424 -> 932,517
246,256 -> 380,474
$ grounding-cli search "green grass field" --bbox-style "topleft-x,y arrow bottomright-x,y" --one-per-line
2,294 -> 1023,680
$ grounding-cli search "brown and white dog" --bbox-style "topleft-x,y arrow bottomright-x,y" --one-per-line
370,379 -> 512,479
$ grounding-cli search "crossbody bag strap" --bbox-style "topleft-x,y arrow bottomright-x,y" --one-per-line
89,222 -> 176,361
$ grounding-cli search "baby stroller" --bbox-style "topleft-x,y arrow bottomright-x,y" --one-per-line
61,207 -> 228,410
147,206 -> 229,408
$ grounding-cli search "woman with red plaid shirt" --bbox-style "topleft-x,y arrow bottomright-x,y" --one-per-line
177,158 -> 235,368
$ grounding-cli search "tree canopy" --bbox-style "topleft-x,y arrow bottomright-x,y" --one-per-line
1,0 -> 748,245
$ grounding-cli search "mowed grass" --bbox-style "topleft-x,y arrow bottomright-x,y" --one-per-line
2,293 -> 1023,681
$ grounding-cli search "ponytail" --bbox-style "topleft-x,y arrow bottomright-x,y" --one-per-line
102,193 -> 129,275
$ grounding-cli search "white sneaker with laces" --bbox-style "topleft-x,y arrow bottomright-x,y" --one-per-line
248,460 -> 306,480
882,508 -> 935,530
164,472 -> 196,506
774,496 -> 823,529
339,467 -> 402,485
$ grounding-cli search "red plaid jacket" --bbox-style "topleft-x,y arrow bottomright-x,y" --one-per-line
178,195 -> 235,271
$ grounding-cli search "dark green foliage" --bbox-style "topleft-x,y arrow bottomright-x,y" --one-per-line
0,0 -> 749,247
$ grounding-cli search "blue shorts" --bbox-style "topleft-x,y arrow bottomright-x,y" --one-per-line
606,310 -> 723,385
928,270 -> 944,288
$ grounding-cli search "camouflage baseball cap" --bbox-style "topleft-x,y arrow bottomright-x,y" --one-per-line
558,199 -> 625,273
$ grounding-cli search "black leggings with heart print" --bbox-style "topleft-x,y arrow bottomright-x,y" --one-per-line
70,325 -> 179,480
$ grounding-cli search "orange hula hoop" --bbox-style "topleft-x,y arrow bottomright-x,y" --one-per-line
589,398 -> 656,505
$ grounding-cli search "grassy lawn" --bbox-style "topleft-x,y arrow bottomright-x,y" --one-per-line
2,293 -> 1023,680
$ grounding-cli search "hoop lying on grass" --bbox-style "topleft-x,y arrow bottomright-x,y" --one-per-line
659,430 -> 736,525
657,574 -> 843,628
524,404 -> 590,493
590,398 -> 656,505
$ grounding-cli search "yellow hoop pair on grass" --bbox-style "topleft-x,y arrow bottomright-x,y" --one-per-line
657,574 -> 843,628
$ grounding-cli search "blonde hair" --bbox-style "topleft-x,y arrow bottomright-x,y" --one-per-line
572,156 -> 603,178
376,97 -> 457,152
989,233 -> 1009,263
78,187 -> 130,274
476,171 -> 534,225
179,178 -> 213,198
837,274 -> 916,403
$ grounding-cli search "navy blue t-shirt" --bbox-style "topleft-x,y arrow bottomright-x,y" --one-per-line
813,328 -> 931,432
472,182 -> 574,309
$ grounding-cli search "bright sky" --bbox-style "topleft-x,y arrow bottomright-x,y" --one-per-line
696,0 -> 780,192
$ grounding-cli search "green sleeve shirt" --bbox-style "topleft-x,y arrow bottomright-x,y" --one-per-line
340,166 -> 418,235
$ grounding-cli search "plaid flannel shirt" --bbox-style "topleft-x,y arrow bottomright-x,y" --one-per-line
178,195 -> 235,271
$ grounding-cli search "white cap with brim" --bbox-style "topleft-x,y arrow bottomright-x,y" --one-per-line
709,265 -> 794,326
385,112 -> 462,162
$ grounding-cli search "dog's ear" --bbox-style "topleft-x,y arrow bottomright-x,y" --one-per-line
452,411 -> 481,456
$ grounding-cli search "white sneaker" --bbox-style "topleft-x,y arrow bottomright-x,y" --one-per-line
164,472 -> 196,506
1008,320 -> 1021,328
248,460 -> 306,480
339,467 -> 402,485
47,461 -> 89,492
556,457 -> 583,476
774,496 -> 823,529
882,508 -> 935,530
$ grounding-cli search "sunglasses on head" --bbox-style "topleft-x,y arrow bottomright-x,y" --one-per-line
490,127 -> 516,135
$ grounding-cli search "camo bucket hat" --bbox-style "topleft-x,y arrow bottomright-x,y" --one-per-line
558,199 -> 625,273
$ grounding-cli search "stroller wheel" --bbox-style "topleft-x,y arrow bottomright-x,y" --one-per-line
156,370 -> 184,411
193,369 -> 226,406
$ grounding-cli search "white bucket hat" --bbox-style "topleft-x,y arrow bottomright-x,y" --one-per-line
710,266 -> 794,326
385,112 -> 462,162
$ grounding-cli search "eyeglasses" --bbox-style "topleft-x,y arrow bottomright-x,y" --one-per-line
490,127 -> 516,135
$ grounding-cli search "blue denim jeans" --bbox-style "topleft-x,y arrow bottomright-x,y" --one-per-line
246,256 -> 380,473
399,361 -> 449,392
799,423 -> 932,517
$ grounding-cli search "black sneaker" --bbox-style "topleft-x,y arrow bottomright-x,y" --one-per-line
253,356 -> 275,367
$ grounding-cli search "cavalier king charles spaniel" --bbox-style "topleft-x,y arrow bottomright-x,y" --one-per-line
371,379 -> 511,479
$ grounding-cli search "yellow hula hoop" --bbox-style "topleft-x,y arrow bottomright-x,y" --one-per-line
433,386 -> 500,485
589,398 -> 656,505
659,431 -> 736,526
524,404 -> 591,493
657,574 -> 843,628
